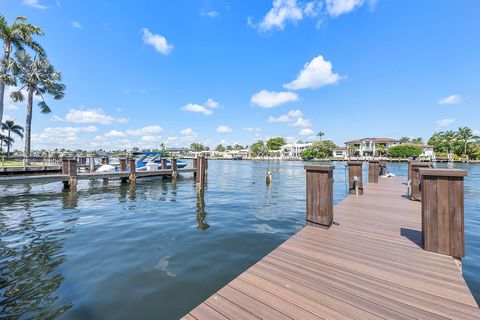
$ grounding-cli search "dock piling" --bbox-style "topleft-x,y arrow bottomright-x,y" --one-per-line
128,158 -> 136,182
196,156 -> 206,193
368,160 -> 379,183
171,158 -> 178,180
305,165 -> 335,228
347,161 -> 363,195
161,158 -> 167,170
379,160 -> 387,175
419,168 -> 467,258
410,162 -> 431,201
119,158 -> 128,183
193,157 -> 198,179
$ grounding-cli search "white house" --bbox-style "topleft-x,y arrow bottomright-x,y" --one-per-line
344,138 -> 401,157
280,143 -> 312,159
332,147 -> 348,159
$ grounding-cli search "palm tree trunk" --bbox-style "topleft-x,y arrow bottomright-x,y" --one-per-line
24,88 -> 34,160
7,130 -> 11,158
464,141 -> 467,156
0,46 -> 11,126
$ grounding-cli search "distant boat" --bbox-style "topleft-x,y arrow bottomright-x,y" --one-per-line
133,152 -> 188,170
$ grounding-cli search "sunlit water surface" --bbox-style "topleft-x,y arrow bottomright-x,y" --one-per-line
0,161 -> 479,319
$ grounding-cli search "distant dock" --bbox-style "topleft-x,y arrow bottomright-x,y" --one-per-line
183,163 -> 480,319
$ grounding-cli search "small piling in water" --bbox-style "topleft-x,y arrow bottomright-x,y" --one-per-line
171,158 -> 178,180
128,158 -> 136,182
161,158 -> 167,170
196,156 -> 206,193
119,158 -> 128,183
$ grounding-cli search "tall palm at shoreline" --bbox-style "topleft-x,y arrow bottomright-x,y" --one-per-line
10,51 -> 65,159
0,15 -> 44,125
1,119 -> 23,157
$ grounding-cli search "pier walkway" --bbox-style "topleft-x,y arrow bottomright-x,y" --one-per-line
183,178 -> 480,319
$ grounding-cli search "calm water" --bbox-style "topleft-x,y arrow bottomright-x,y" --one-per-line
0,161 -> 479,319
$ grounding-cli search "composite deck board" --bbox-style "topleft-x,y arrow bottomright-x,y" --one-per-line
183,177 -> 480,319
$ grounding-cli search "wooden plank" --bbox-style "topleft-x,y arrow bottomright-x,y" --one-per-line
182,178 -> 480,319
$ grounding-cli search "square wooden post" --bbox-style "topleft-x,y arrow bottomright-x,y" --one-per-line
66,159 -> 78,190
410,162 -> 431,201
89,157 -> 95,173
193,157 -> 198,179
171,158 -> 178,180
196,156 -> 206,194
128,158 -> 136,182
419,168 -> 467,258
347,161 -> 363,195
368,160 -> 379,183
119,158 -> 127,172
62,158 -> 69,175
379,160 -> 387,176
305,165 -> 335,228
161,158 -> 167,170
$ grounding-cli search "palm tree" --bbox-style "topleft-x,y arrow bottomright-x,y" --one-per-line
0,133 -> 14,155
411,137 -> 423,144
0,15 -> 44,125
317,131 -> 325,142
442,130 -> 457,156
456,127 -> 478,156
10,51 -> 65,159
400,136 -> 410,143
1,119 -> 23,157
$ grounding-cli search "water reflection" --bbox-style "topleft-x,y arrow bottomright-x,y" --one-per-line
62,189 -> 79,210
196,194 -> 209,231
0,194 -> 74,318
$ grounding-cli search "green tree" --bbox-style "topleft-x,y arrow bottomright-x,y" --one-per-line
0,133 -> 13,154
400,136 -> 410,143
10,51 -> 65,158
456,127 -> 478,156
442,130 -> 457,156
376,144 -> 386,156
215,144 -> 225,152
311,140 -> 337,157
190,142 -> 207,152
387,145 -> 422,158
250,140 -> 267,157
300,148 -> 315,160
411,137 -> 423,144
1,119 -> 23,157
266,137 -> 286,150
0,15 -> 44,125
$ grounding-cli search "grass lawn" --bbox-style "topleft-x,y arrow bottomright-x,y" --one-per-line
1,160 -> 47,167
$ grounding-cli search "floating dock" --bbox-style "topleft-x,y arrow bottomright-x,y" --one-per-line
183,177 -> 480,319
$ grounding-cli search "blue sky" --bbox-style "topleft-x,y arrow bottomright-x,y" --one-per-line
2,0 -> 479,150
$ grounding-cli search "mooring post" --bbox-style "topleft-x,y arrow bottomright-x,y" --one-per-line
62,158 -> 69,175
304,165 -> 335,228
204,156 -> 208,175
196,156 -> 206,193
119,158 -> 128,183
193,157 -> 198,179
419,168 -> 467,258
347,161 -> 363,195
128,158 -> 136,182
161,158 -> 167,170
66,159 -> 78,190
407,160 -> 416,182
171,158 -> 178,180
379,160 -> 387,176
410,162 -> 432,201
368,160 -> 379,183
89,157 -> 95,173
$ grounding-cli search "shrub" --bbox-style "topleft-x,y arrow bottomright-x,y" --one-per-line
387,145 -> 422,158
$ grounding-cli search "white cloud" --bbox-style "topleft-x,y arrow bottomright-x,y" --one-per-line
31,126 -> 98,146
126,125 -> 163,136
182,103 -> 213,116
52,115 -> 64,122
205,98 -> 222,109
258,0 -> 304,32
299,128 -> 315,136
216,125 -> 233,133
268,109 -> 303,123
284,55 -> 341,90
180,128 -> 196,135
325,0 -> 366,17
105,130 -> 126,138
142,28 -> 174,55
243,127 -> 262,133
289,117 -> 312,127
251,90 -> 299,108
436,118 -> 455,127
203,11 -> 220,18
5,103 -> 18,111
71,21 -> 82,29
141,135 -> 162,142
23,0 -> 47,9
64,108 -> 128,124
438,94 -> 463,105
304,1 -> 323,17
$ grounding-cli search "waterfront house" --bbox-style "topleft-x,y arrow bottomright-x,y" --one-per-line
280,143 -> 312,159
333,147 -> 348,159
345,138 -> 401,157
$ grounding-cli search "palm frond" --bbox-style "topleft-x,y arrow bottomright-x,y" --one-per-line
10,90 -> 24,102
38,101 -> 52,114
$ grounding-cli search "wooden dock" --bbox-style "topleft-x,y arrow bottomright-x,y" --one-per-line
183,177 -> 480,319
